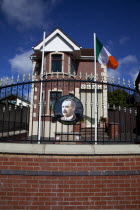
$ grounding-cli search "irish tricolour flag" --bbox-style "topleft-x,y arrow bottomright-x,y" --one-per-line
96,37 -> 118,70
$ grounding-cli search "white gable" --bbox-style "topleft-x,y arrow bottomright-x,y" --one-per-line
34,29 -> 80,52
42,35 -> 75,52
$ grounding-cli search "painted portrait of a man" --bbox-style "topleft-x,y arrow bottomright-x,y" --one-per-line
61,99 -> 76,121
54,95 -> 83,125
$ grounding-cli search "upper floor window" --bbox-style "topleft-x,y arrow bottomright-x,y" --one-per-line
51,54 -> 62,72
70,57 -> 75,75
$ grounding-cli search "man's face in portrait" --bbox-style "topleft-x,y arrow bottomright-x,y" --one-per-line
62,100 -> 75,118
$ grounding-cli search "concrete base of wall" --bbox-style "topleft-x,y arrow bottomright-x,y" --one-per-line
0,143 -> 139,155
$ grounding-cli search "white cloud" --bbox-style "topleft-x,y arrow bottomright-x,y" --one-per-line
108,55 -> 139,82
107,67 -> 139,84
119,36 -> 130,45
128,68 -> 139,82
9,50 -> 33,74
118,55 -> 137,65
1,0 -> 60,29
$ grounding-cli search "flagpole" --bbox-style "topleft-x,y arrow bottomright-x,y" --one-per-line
93,33 -> 97,144
38,31 -> 46,144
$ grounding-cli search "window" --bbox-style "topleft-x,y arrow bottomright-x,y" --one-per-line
51,54 -> 62,72
50,92 -> 62,110
70,57 -> 75,75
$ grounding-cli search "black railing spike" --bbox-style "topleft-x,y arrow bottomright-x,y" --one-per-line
9,105 -> 11,111
123,78 -> 125,86
79,72 -> 82,79
40,73 -> 43,80
50,72 -> 53,79
11,75 -> 14,84
128,80 -> 130,87
0,78 -> 3,86
74,71 -> 76,78
5,77 -> 8,85
20,103 -> 23,109
17,74 -> 19,82
118,77 -> 120,84
113,104 -> 115,110
119,105 -> 121,111
133,82 -> 136,89
112,76 -> 115,84
107,76 -> 110,83
34,72 -> 37,81
28,73 -> 31,81
94,74 -> 96,80
23,74 -> 25,82
3,106 -> 5,112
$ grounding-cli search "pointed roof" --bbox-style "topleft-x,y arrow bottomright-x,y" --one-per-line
33,28 -> 81,53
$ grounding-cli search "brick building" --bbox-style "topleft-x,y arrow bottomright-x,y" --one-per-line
29,28 -> 107,139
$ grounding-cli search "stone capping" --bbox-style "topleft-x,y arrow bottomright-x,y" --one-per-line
0,143 -> 140,155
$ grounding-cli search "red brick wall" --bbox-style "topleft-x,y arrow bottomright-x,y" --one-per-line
0,154 -> 140,210
76,60 -> 103,79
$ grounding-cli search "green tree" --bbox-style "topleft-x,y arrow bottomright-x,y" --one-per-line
108,89 -> 129,107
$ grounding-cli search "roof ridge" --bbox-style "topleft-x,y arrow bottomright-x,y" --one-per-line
33,28 -> 80,49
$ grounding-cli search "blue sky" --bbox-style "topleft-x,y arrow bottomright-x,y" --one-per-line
0,0 -> 140,84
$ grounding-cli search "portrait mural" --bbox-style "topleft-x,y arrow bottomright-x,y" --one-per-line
54,95 -> 83,125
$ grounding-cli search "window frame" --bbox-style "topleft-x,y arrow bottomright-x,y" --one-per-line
50,52 -> 64,73
69,56 -> 76,75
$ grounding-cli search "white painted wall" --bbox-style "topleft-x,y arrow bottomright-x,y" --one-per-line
29,120 -> 73,138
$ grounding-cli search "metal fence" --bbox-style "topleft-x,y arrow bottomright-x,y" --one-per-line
0,74 -> 140,144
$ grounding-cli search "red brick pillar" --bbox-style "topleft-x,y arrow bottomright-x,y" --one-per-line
73,123 -> 81,132
108,123 -> 119,139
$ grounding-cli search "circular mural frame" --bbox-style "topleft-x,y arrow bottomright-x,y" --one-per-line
54,95 -> 83,125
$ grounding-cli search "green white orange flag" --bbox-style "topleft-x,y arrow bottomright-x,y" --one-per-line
96,37 -> 118,70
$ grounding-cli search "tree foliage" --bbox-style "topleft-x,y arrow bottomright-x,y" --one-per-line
108,89 -> 129,107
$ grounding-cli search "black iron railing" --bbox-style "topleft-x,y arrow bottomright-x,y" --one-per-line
0,74 -> 140,144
